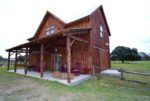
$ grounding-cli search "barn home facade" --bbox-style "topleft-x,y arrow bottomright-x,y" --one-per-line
6,5 -> 111,83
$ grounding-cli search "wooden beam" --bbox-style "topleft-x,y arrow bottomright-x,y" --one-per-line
93,46 -> 109,52
14,50 -> 17,72
70,36 -> 89,44
40,44 -> 44,78
64,30 -> 89,36
67,36 -> 71,83
7,51 -> 10,71
70,40 -> 75,47
24,47 -> 28,74
10,49 -> 28,54
10,52 -> 15,56
64,28 -> 91,36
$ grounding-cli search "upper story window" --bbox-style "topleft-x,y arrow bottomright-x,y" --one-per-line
45,25 -> 55,36
100,25 -> 104,37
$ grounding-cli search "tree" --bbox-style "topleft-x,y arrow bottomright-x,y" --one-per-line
131,48 -> 141,61
17,55 -> 25,62
139,52 -> 150,60
111,46 -> 140,63
0,55 -> 4,61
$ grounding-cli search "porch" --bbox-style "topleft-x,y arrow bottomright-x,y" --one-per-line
6,28 -> 92,84
8,69 -> 92,86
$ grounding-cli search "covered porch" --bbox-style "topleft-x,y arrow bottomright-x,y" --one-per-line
6,28 -> 92,83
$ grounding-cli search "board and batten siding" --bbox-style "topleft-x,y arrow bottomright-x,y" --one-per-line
90,7 -> 110,71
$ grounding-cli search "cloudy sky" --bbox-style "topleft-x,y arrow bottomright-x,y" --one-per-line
0,0 -> 150,58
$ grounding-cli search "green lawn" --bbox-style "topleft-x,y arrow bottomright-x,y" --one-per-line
0,61 -> 150,101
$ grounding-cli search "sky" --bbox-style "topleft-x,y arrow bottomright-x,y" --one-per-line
0,0 -> 150,58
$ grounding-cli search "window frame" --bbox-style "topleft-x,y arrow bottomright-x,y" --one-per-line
45,25 -> 55,36
100,25 -> 104,38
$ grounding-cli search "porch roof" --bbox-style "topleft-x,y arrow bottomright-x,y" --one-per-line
6,28 -> 91,52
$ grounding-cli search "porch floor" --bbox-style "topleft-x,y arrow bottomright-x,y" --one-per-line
8,69 -> 92,86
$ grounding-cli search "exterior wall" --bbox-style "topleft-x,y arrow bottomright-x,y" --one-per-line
90,7 -> 110,71
29,52 -> 39,65
28,7 -> 110,73
66,18 -> 91,72
65,17 -> 90,29
37,14 -> 65,38
71,34 -> 90,72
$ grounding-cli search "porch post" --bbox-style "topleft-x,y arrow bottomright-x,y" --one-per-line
67,35 -> 71,83
7,51 -> 10,71
14,50 -> 17,72
24,47 -> 28,74
40,43 -> 44,78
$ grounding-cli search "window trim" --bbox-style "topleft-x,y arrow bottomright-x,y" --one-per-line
45,25 -> 55,36
100,25 -> 104,38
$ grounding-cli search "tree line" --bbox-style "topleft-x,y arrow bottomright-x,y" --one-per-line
0,55 -> 25,62
111,46 -> 150,63
0,46 -> 150,63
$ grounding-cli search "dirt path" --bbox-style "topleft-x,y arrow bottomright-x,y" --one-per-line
0,75 -> 76,101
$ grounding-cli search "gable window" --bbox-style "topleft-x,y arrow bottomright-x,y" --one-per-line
45,25 -> 55,36
100,25 -> 104,37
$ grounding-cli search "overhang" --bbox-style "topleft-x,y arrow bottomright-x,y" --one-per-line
6,28 -> 91,52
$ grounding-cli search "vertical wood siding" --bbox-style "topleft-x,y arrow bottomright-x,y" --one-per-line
90,7 -> 110,71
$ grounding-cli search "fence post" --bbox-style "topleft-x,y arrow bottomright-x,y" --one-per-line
118,68 -> 125,80
92,65 -> 96,79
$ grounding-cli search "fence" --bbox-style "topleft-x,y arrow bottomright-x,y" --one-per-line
118,68 -> 150,84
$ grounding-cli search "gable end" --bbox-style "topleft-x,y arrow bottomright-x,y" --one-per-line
28,11 -> 65,41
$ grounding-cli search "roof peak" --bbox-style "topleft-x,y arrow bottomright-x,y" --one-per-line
46,5 -> 102,23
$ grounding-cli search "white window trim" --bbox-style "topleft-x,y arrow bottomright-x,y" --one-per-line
100,25 -> 103,38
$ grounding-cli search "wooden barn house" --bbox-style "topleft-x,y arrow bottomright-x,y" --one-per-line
6,5 -> 111,83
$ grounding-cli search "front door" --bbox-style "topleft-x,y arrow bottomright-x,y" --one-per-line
53,54 -> 61,71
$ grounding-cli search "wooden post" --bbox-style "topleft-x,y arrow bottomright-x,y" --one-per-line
24,47 -> 28,74
67,36 -> 71,83
40,44 -> 44,78
7,51 -> 10,71
14,50 -> 17,72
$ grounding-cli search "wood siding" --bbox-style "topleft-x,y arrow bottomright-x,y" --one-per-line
65,17 -> 90,29
90,7 -> 110,71
27,6 -> 110,73
37,14 -> 64,38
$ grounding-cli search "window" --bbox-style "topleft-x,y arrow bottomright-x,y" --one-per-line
100,25 -> 103,37
45,25 -> 55,36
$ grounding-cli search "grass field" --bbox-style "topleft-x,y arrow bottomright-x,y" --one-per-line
0,61 -> 150,101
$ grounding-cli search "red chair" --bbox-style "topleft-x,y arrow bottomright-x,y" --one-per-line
59,65 -> 67,73
72,63 -> 81,76
83,67 -> 91,74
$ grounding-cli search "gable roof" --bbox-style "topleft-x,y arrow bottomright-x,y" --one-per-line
100,6 -> 111,36
28,5 -> 111,40
28,11 -> 66,41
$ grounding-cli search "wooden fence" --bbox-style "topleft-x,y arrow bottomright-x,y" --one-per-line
118,68 -> 150,84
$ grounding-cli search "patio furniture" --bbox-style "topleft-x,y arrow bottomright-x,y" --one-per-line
83,67 -> 91,74
31,63 -> 46,72
28,64 -> 34,71
72,62 -> 81,76
59,65 -> 67,73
